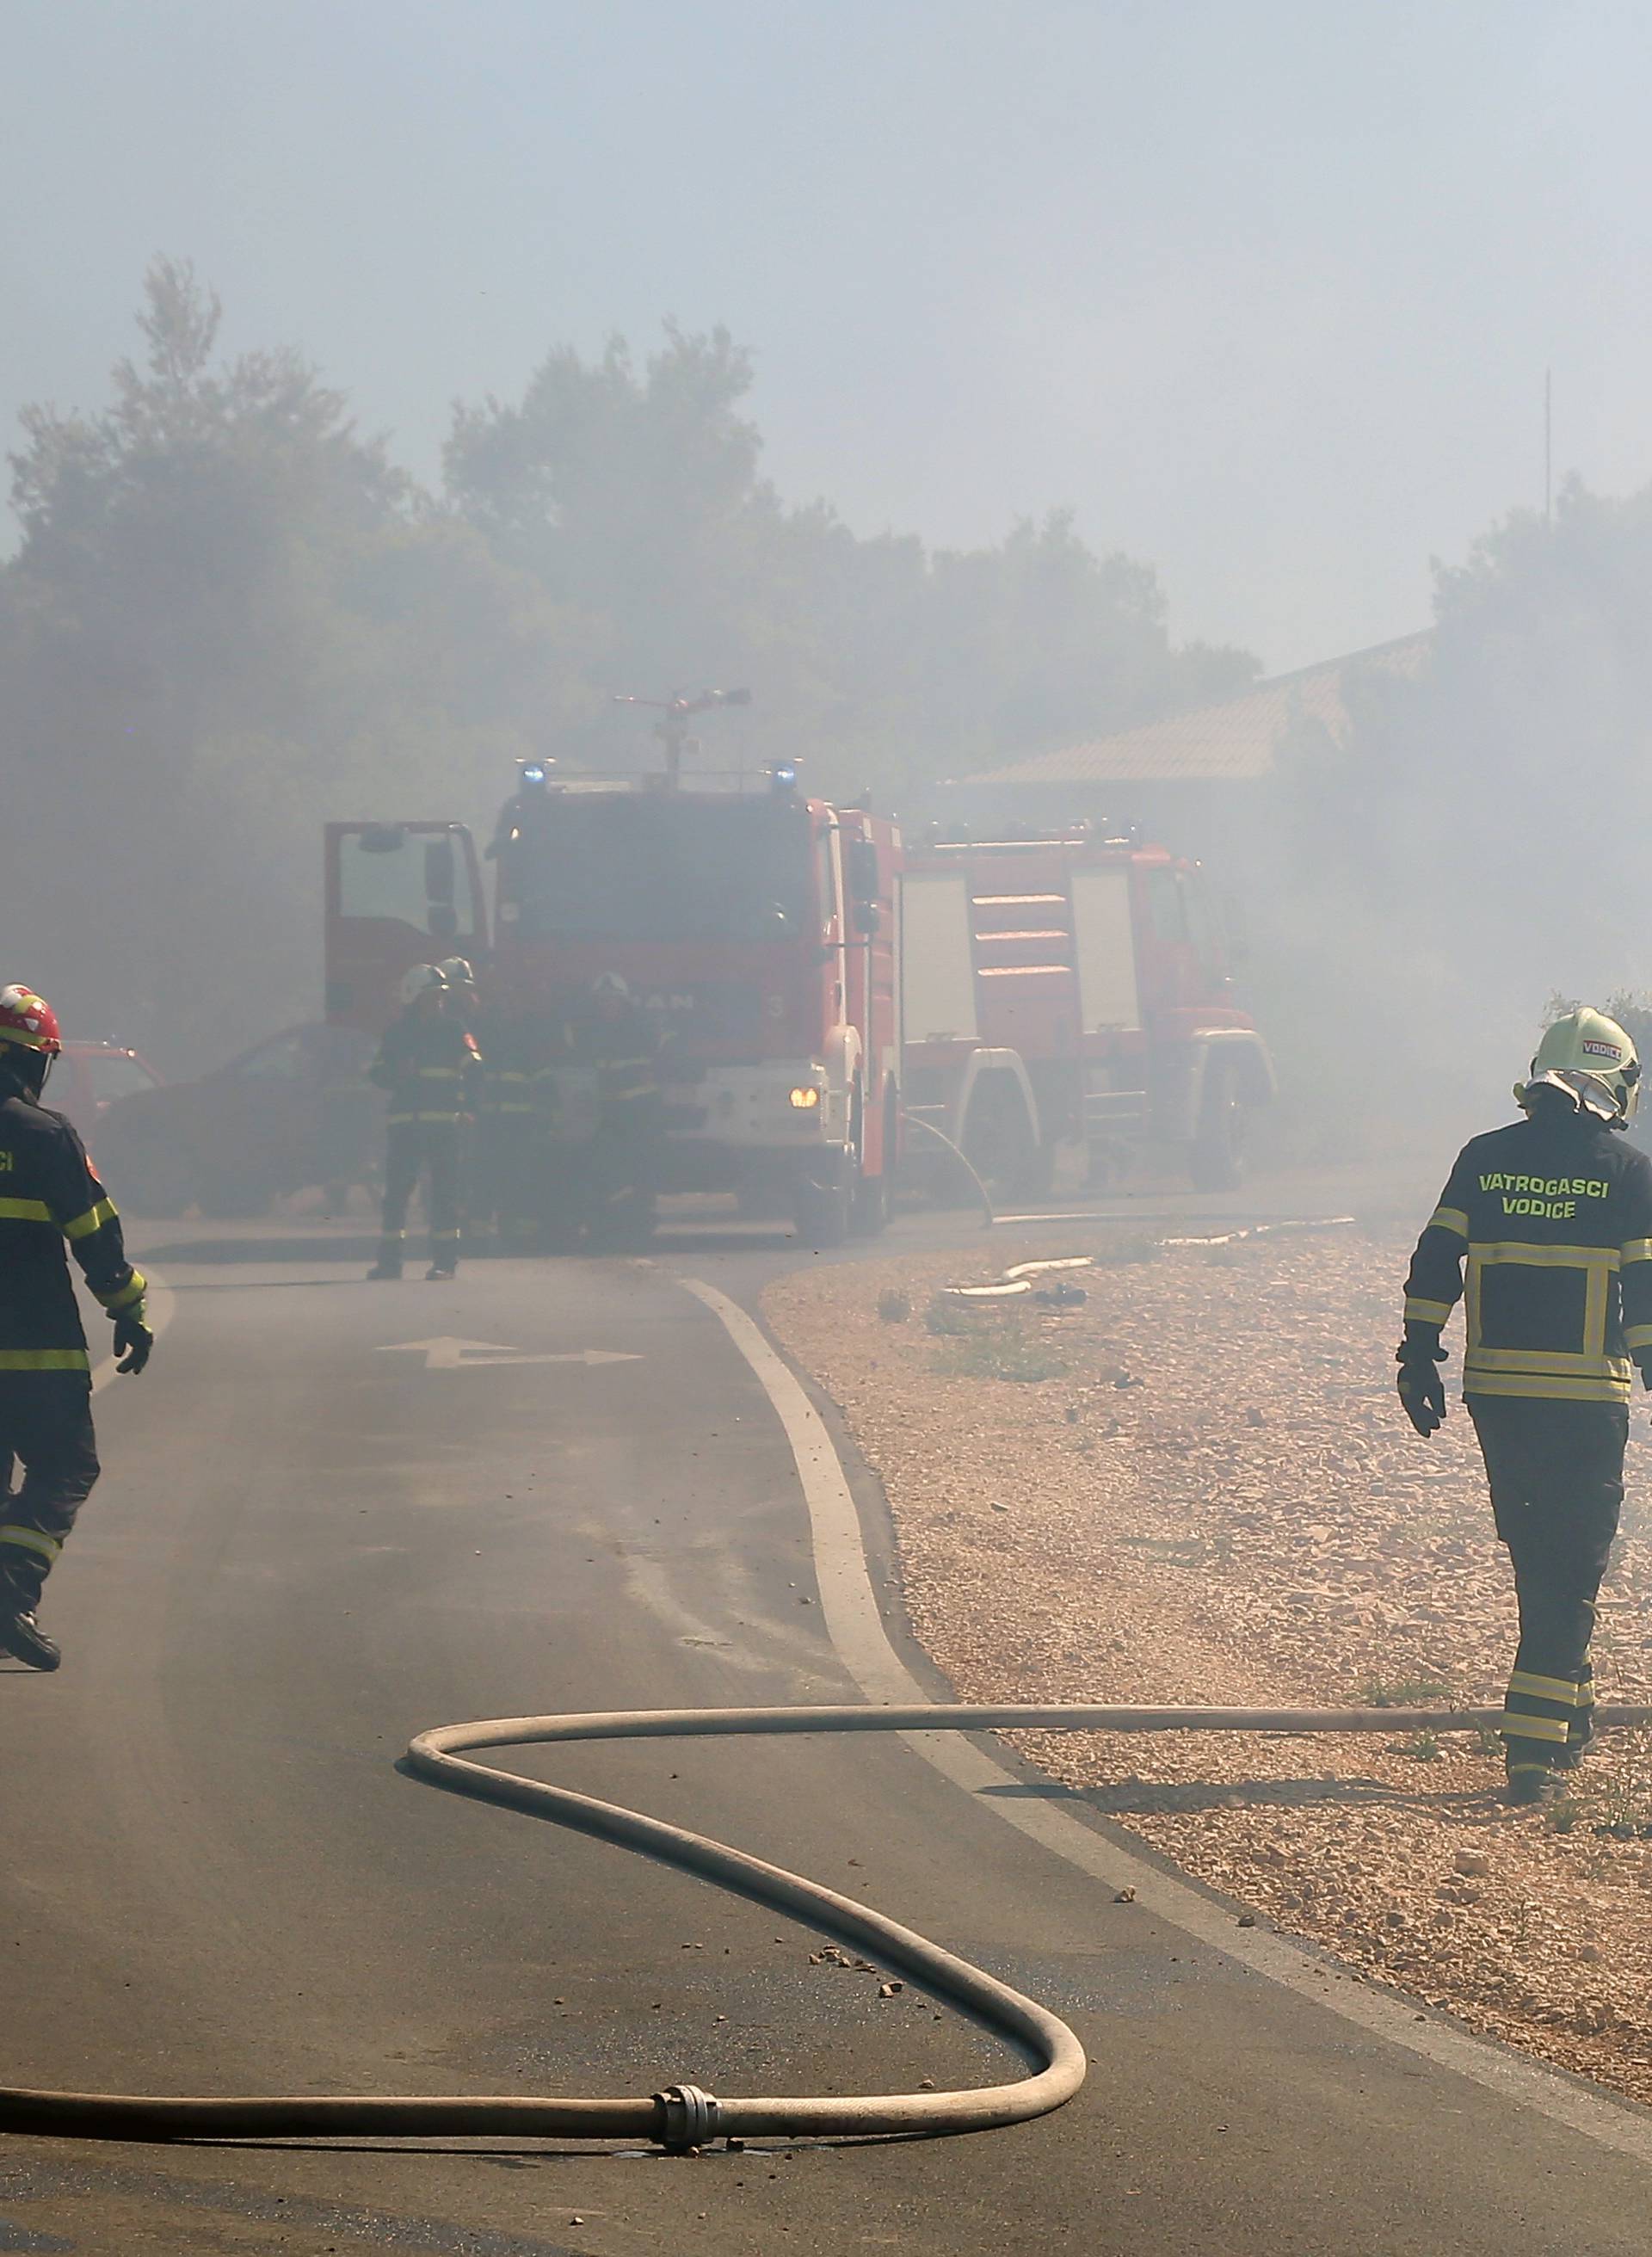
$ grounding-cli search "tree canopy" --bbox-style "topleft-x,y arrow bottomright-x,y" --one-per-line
1256,478 -> 1652,1145
2,263 -> 1250,1064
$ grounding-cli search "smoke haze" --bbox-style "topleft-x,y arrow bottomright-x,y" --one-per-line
5,0 -> 1652,1126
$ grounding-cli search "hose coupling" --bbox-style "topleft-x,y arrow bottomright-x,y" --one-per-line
653,2082 -> 721,2153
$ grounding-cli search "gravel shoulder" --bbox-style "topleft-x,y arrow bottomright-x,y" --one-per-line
764,1224 -> 1652,2103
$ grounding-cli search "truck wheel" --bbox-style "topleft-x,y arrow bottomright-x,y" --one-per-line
795,1171 -> 851,1249
1007,1130 -> 1055,1202
850,1163 -> 890,1236
587,1189 -> 657,1252
963,1076 -> 1037,1195
848,1086 -> 891,1236
1190,1064 -> 1245,1192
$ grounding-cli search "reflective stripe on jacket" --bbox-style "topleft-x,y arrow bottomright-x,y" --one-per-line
1404,1108 -> 1652,1403
0,1087 -> 145,1368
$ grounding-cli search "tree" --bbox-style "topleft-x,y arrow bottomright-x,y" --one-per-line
446,328 -> 1254,799
1258,478 -> 1652,1146
3,261 -> 597,1064
2,273 -> 1251,1068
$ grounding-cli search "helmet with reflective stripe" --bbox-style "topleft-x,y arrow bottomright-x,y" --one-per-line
591,971 -> 631,1002
438,957 -> 476,990
400,964 -> 448,1008
0,986 -> 62,1057
1517,1007 -> 1641,1126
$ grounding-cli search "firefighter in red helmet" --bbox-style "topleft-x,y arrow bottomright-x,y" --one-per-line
0,985 -> 152,1671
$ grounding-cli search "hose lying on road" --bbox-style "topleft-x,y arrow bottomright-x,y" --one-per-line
5,1698 -> 1651,2151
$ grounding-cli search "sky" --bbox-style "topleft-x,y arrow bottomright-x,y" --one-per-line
6,0 -> 1652,672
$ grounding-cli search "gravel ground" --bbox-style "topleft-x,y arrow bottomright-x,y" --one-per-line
765,1224 -> 1652,2102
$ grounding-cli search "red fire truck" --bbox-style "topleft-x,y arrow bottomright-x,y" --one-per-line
900,827 -> 1273,1194
324,753 -> 901,1244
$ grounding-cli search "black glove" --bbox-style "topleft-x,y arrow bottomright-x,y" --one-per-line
1395,1339 -> 1446,1436
1637,1354 -> 1652,1393
114,1310 -> 153,1376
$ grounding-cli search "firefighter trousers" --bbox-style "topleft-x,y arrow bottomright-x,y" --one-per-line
379,1119 -> 462,1271
0,1376 -> 101,1612
1468,1397 -> 1626,1773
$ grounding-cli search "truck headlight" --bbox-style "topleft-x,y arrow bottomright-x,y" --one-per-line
788,1085 -> 822,1109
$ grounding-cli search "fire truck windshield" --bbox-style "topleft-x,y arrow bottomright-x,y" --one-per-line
504,793 -> 814,944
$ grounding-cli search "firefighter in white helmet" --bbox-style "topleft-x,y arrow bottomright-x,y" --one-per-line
1399,1008 -> 1652,1803
367,966 -> 482,1280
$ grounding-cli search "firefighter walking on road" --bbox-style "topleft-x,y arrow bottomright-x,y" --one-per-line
0,985 -> 152,1672
367,965 -> 482,1281
1398,1008 -> 1652,1804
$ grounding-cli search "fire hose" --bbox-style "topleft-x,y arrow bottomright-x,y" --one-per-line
4,1697 -> 1650,2151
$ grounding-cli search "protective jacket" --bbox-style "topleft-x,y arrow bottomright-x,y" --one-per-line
1404,1105 -> 1652,1404
0,1081 -> 146,1371
368,1012 -> 482,1124
562,1005 -> 660,1107
475,1010 -> 535,1122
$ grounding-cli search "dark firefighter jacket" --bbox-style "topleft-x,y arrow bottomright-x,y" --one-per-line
0,1082 -> 147,1371
562,1007 -> 661,1108
1404,1105 -> 1652,1404
368,1013 -> 482,1125
474,1010 -> 535,1120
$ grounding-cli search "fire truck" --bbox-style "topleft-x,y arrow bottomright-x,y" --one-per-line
324,712 -> 901,1245
900,827 -> 1273,1194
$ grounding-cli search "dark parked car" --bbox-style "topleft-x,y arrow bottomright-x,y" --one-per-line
52,1041 -> 164,1151
95,1022 -> 379,1218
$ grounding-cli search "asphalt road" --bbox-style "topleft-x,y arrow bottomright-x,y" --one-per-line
5,1193 -> 1652,2254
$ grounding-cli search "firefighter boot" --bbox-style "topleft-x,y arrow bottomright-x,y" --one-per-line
0,1582 -> 61,1673
425,1263 -> 457,1281
1556,1667 -> 1597,1771
1504,1761 -> 1563,1808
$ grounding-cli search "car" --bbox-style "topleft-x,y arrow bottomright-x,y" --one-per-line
94,1021 -> 379,1218
52,1040 -> 165,1150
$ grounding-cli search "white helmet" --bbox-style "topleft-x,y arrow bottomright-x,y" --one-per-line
400,964 -> 447,1007
439,957 -> 476,989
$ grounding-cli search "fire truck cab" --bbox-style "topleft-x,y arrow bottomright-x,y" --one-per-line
900,827 -> 1273,1193
324,768 -> 901,1245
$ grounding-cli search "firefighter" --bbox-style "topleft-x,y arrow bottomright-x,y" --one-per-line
0,985 -> 152,1672
1398,1008 -> 1652,1804
458,973 -> 539,1254
437,958 -> 488,1249
367,965 -> 482,1281
562,972 -> 663,1244
487,1008 -> 547,1249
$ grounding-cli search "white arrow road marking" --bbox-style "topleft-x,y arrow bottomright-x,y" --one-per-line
376,1337 -> 642,1371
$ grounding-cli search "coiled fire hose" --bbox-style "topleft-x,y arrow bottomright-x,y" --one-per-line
4,1697 -> 1650,2151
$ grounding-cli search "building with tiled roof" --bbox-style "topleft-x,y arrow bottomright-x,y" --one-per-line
973,631 -> 1431,792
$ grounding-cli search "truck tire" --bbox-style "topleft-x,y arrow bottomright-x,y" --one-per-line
962,1075 -> 1037,1196
588,1189 -> 656,1252
849,1086 -> 891,1236
1189,1062 -> 1245,1192
1008,1129 -> 1056,1202
850,1162 -> 890,1236
795,1170 -> 852,1249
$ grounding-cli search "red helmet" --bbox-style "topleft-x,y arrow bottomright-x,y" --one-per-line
0,986 -> 62,1058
